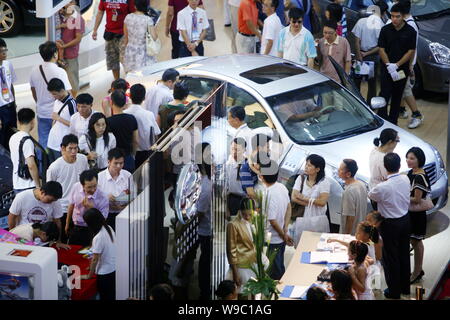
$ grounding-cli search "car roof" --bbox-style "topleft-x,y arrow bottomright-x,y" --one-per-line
181,54 -> 330,98
127,54 -> 331,98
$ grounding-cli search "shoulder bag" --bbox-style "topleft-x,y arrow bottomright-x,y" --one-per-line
409,173 -> 434,212
204,19 -> 216,41
146,23 -> 161,56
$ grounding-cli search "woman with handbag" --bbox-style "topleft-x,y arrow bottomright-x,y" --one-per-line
123,0 -> 159,74
79,113 -> 116,171
406,147 -> 432,284
291,154 -> 330,245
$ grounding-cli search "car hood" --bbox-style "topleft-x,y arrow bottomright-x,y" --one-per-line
300,123 -> 438,181
417,16 -> 450,47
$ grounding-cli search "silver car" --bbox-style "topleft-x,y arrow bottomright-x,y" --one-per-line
127,54 -> 448,226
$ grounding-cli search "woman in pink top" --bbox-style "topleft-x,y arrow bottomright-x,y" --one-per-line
102,78 -> 130,117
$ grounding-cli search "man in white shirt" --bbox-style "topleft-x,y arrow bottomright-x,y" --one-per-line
177,0 -> 210,57
47,134 -> 89,242
9,108 -> 40,192
352,2 -> 386,103
46,78 -> 77,164
368,152 -> 411,299
8,181 -> 69,249
261,0 -> 282,56
277,7 -> 317,67
0,38 -> 17,151
260,160 -> 293,280
227,106 -> 253,156
338,159 -> 368,235
98,148 -> 132,230
124,84 -> 161,169
29,41 -> 72,152
144,68 -> 179,117
70,93 -> 96,138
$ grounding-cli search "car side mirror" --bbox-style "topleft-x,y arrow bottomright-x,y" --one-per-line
371,97 -> 387,109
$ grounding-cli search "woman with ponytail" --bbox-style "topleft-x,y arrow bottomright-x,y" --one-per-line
81,208 -> 116,300
369,128 -> 399,190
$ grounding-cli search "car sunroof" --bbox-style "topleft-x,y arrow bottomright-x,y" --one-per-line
240,63 -> 307,84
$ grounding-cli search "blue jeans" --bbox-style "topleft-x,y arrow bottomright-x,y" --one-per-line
268,242 -> 286,280
37,117 -> 52,170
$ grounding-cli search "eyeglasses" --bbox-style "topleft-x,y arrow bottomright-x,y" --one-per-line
291,19 -> 303,25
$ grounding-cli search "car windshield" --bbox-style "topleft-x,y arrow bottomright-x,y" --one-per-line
267,81 -> 382,144
409,0 -> 450,17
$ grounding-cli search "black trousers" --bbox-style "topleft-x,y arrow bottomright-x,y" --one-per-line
198,235 -> 211,300
170,30 -> 181,59
0,102 -> 17,151
353,53 -> 379,104
68,225 -> 92,247
97,271 -> 116,300
135,150 -> 151,170
377,67 -> 408,125
227,193 -> 244,217
379,214 -> 411,297
179,41 -> 204,58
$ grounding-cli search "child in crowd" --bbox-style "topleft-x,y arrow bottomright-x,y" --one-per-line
306,285 -> 330,301
102,79 -> 130,117
348,240 -> 375,300
328,221 -> 382,264
215,280 -> 238,300
365,211 -> 384,261
330,269 -> 356,300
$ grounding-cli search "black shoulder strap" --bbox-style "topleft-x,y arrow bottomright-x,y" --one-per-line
18,136 -> 32,168
300,174 -> 305,194
57,97 -> 75,116
39,65 -> 49,85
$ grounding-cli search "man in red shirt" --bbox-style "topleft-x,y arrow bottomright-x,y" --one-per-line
92,0 -> 135,80
236,0 -> 261,53
165,0 -> 204,59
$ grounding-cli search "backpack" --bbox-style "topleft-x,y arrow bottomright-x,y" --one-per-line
18,136 -> 49,182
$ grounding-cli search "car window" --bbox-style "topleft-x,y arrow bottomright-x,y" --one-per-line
267,80 -> 382,144
225,83 -> 274,130
180,76 -> 223,103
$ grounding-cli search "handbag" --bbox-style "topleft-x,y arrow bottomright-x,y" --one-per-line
146,24 -> 161,56
293,199 -> 330,247
204,19 -> 216,41
290,174 -> 306,221
83,134 -> 98,169
409,173 -> 434,212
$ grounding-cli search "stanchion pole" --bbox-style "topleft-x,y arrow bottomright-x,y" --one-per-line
45,15 -> 56,42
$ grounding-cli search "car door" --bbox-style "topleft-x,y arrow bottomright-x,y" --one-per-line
328,55 -> 367,103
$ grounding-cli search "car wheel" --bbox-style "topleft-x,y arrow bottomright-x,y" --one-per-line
0,0 -> 22,37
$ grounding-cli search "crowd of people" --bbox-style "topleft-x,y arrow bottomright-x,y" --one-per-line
0,0 -> 434,301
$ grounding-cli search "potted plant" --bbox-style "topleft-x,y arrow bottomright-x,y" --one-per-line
242,192 -> 280,300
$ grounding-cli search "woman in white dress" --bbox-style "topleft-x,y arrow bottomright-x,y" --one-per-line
291,154 -> 330,245
123,0 -> 158,74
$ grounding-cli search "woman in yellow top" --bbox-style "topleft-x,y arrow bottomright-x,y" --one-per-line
226,198 -> 258,295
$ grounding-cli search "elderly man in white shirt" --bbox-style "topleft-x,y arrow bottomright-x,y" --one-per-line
368,152 -> 411,300
70,93 -> 96,138
98,148 -> 132,230
144,68 -> 179,118
177,0 -> 210,57
124,84 -> 161,169
227,106 -> 253,156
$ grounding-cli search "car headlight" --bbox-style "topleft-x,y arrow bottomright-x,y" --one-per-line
432,146 -> 446,180
429,42 -> 450,65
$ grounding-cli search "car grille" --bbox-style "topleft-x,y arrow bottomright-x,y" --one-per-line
424,162 -> 437,185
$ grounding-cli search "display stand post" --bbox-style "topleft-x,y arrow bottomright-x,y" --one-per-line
45,15 -> 57,42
